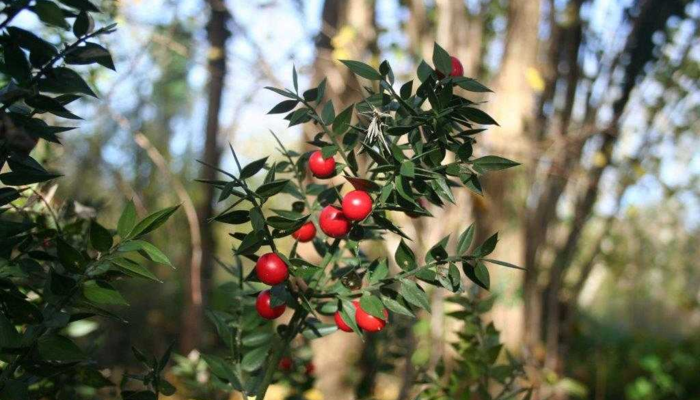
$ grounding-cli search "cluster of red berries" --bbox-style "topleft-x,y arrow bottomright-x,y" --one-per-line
255,151 -> 375,321
292,150 -> 374,241
334,300 -> 388,333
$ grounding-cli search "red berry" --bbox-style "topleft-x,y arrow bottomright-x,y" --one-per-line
256,290 -> 286,320
292,221 -> 316,242
278,357 -> 293,371
305,362 -> 315,375
334,300 -> 359,332
319,205 -> 350,238
255,253 -> 289,285
334,311 -> 353,332
450,57 -> 464,77
341,190 -> 373,221
436,56 -> 464,79
309,150 -> 336,178
356,303 -> 388,332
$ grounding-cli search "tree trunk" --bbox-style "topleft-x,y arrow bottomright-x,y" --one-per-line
181,0 -> 230,354
468,0 -> 542,352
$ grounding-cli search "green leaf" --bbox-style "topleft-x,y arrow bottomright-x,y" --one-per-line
38,335 -> 86,362
128,205 -> 180,239
482,258 -> 525,271
268,99 -> 298,114
400,80 -> 413,99
215,209 -> 250,225
242,331 -> 273,347
241,345 -> 269,372
118,200 -> 137,238
39,67 -> 97,97
0,314 -> 21,349
453,77 -> 493,92
57,238 -> 86,272
73,11 -> 92,37
302,322 -> 338,339
460,107 -> 499,125
202,354 -> 243,390
333,104 -> 354,134
360,294 -> 386,320
321,100 -> 335,125
340,60 -> 382,80
65,42 -> 115,70
472,156 -> 520,174
340,299 -> 361,335
235,231 -> 263,256
417,60 -> 433,82
89,220 -> 113,252
240,157 -> 268,179
83,280 -> 129,306
256,179 -> 289,198
344,176 -> 381,193
399,279 -> 431,312
369,259 -> 388,285
34,0 -> 70,29
380,295 -> 414,317
249,207 -> 265,231
4,44 -> 31,81
119,240 -> 172,267
463,261 -> 490,290
111,258 -> 161,282
400,160 -> 416,178
321,145 -> 338,159
395,239 -> 416,270
432,42 -> 452,75
456,223 -> 475,254
26,94 -> 82,119
471,233 -> 498,258
292,65 -> 298,92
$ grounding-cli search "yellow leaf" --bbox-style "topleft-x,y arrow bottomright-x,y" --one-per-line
304,388 -> 324,400
593,152 -> 607,167
331,26 -> 356,49
526,67 -> 545,93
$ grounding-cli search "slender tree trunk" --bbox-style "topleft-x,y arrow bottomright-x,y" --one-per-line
181,0 -> 230,354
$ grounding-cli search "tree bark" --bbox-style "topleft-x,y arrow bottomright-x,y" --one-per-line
181,0 -> 230,354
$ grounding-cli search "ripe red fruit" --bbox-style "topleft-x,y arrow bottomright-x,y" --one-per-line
342,190 -> 373,221
319,205 -> 350,238
334,310 -> 353,332
255,253 -> 289,285
436,56 -> 464,79
449,56 -> 464,77
334,300 -> 359,332
292,221 -> 316,242
309,150 -> 336,178
305,362 -> 315,375
256,290 -> 286,320
356,303 -> 388,332
278,357 -> 293,371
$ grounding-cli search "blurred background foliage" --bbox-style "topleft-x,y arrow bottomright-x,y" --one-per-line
3,0 -> 699,399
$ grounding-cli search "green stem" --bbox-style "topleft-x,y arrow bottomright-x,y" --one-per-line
300,99 -> 358,177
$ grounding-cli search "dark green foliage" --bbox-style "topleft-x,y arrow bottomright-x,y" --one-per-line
200,42 -> 521,399
416,296 -> 532,400
0,2 -> 178,399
